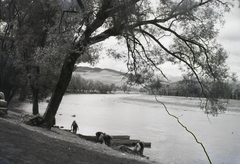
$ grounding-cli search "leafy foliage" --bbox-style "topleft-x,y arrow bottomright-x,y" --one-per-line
34,43 -> 67,99
0,0 -> 100,106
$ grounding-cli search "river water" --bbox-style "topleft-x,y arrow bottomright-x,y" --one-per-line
22,94 -> 240,164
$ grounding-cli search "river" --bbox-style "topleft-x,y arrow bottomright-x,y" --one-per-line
21,93 -> 240,164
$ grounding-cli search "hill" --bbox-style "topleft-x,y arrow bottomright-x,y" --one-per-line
73,66 -> 182,89
73,66 -> 127,87
72,66 -> 240,98
75,66 -> 125,75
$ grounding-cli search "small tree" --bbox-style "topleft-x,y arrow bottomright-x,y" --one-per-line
177,74 -> 201,97
148,77 -> 162,95
110,84 -> 117,93
232,85 -> 240,100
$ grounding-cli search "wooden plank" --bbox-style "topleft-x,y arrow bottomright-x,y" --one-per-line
112,139 -> 140,147
143,142 -> 151,148
78,134 -> 130,141
112,135 -> 130,140
112,139 -> 140,143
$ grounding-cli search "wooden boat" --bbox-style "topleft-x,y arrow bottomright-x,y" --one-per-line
78,134 -> 151,148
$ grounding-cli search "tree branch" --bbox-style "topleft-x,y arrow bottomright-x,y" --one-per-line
88,25 -> 123,45
137,28 -> 207,97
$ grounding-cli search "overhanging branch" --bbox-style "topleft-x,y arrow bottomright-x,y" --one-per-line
138,28 -> 207,97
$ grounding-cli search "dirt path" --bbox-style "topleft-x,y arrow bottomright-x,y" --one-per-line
0,111 -> 154,164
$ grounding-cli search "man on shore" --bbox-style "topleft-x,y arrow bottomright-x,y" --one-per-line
71,120 -> 79,134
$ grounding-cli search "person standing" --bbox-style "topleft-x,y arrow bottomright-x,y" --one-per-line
71,120 -> 79,134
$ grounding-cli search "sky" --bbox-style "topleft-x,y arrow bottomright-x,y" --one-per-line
218,3 -> 240,79
80,2 -> 240,81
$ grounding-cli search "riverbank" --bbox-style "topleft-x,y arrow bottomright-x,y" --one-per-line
4,95 -> 240,163
0,109 -> 154,164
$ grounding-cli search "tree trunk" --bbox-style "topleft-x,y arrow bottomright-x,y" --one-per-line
6,87 -> 17,106
32,87 -> 39,115
42,51 -> 81,128
31,66 -> 40,115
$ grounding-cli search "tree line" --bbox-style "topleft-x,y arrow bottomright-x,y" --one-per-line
67,75 -> 117,94
140,74 -> 240,100
146,81 -> 240,100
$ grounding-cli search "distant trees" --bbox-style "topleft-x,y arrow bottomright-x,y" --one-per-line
68,75 -> 117,94
176,74 -> 201,97
121,83 -> 131,93
231,84 -> 240,100
142,73 -> 238,100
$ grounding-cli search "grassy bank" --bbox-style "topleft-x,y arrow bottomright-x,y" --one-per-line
0,109 -> 154,164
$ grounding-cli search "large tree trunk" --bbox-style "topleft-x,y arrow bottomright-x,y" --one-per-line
42,51 -> 81,128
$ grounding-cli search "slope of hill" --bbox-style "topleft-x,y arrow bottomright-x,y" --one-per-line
73,66 -> 182,88
73,66 -> 127,86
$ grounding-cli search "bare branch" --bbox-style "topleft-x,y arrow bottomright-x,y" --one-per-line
76,0 -> 85,12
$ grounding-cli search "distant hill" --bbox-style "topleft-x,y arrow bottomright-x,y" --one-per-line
73,66 -> 240,98
73,66 -> 127,86
75,66 -> 126,75
73,66 -> 182,89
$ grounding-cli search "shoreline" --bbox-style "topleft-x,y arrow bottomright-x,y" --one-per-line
0,109 -> 155,164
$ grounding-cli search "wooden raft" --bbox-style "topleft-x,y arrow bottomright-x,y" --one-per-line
77,134 -> 151,148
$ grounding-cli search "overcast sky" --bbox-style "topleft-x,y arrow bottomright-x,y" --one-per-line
218,3 -> 240,79
81,3 -> 240,80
